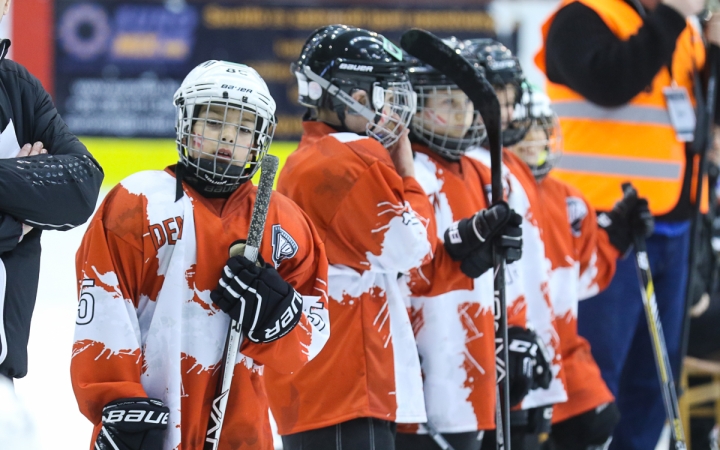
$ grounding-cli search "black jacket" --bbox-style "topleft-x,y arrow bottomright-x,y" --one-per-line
0,42 -> 103,378
543,2 -> 717,220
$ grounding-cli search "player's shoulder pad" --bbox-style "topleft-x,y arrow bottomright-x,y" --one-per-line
323,132 -> 392,169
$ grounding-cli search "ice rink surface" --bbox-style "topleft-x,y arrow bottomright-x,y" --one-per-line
10,194 -> 670,450
14,220 -> 93,450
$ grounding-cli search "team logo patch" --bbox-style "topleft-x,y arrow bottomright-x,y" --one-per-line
271,224 -> 298,268
566,197 -> 588,237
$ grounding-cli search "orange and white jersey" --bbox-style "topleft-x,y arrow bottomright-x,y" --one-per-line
266,122 -> 435,434
465,147 -> 568,409
71,169 -> 329,450
538,175 -> 617,423
399,146 -> 497,433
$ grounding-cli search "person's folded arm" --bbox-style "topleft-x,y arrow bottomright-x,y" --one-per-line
545,2 -> 687,106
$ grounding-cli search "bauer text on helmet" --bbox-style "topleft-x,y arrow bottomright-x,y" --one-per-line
174,61 -> 277,188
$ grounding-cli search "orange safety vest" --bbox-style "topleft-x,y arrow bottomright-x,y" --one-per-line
535,0 -> 706,215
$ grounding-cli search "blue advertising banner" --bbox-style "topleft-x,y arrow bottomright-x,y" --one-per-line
55,1 -> 495,139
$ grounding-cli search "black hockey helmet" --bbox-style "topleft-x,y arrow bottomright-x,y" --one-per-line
292,24 -> 416,148
407,37 -> 486,160
463,38 -> 530,146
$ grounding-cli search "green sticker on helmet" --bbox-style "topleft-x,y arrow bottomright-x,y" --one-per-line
382,38 -> 403,61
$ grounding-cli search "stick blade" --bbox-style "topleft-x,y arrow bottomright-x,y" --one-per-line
400,28 -> 503,202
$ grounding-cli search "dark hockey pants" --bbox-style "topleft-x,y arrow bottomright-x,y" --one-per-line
281,417 -> 396,450
547,402 -> 620,450
395,430 -> 484,450
480,407 -> 553,450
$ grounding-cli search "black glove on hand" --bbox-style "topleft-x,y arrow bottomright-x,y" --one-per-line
211,254 -> 303,343
597,183 -> 655,254
94,398 -> 169,450
443,201 -> 523,278
507,327 -> 553,407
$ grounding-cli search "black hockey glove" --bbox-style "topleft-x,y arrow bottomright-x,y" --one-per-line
94,398 -> 169,450
443,202 -> 523,278
211,253 -> 304,343
597,183 -> 654,254
507,327 -> 553,407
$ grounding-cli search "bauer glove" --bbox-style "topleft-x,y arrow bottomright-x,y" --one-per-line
597,183 -> 654,254
94,398 -> 169,450
211,243 -> 303,344
507,327 -> 553,407
443,201 -> 523,278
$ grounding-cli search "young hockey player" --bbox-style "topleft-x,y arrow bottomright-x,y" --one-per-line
70,61 -> 330,450
460,40 -> 559,450
509,90 -> 652,450
393,42 -> 539,450
262,25 -> 492,450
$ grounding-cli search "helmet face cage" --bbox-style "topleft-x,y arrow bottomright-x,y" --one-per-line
361,80 -> 416,148
497,80 -> 532,147
512,112 -> 562,180
411,84 -> 487,160
176,97 -> 276,187
461,38 -> 530,146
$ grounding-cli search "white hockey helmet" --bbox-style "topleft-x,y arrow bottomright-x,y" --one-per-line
511,89 -> 562,181
174,60 -> 277,189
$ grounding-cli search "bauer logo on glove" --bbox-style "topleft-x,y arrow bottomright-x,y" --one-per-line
95,398 -> 170,450
211,240 -> 304,343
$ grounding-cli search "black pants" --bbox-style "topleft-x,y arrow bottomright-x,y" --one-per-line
396,430 -> 484,450
547,402 -> 619,450
480,407 -> 553,450
282,417 -> 397,450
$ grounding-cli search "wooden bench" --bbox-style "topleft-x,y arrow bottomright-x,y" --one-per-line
679,357 -> 720,448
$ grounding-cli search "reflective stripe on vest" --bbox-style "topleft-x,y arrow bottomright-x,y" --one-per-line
556,154 -> 682,179
552,101 -> 672,126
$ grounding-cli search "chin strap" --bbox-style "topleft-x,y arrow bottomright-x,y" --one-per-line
175,163 -> 186,202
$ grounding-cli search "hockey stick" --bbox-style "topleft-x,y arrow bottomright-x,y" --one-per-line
681,40 -> 719,395
623,182 -> 687,450
419,422 -> 456,450
401,28 -> 511,450
204,154 -> 280,450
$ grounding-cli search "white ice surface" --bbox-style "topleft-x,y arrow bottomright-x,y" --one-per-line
14,221 -> 93,450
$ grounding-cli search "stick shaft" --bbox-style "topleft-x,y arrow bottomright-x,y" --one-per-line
205,155 -> 280,450
487,82 -> 510,450
633,235 -> 686,450
398,29 -> 509,449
